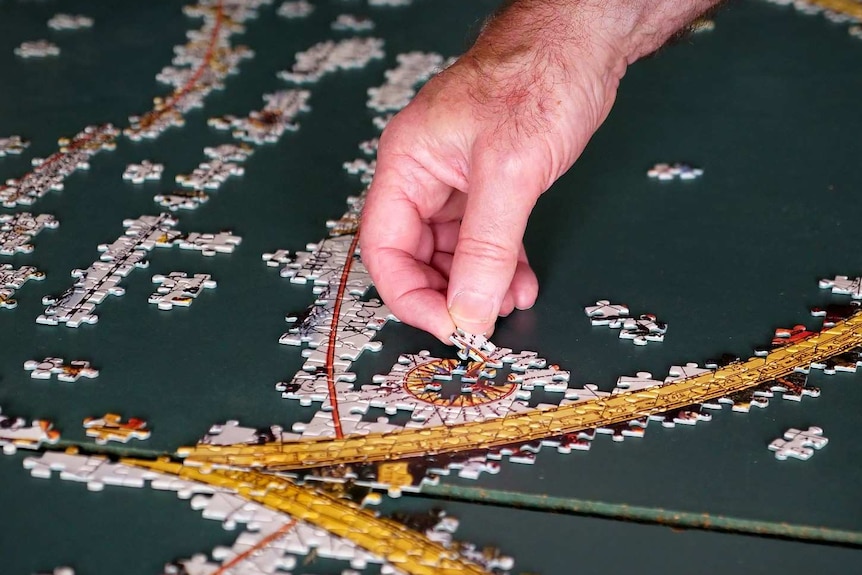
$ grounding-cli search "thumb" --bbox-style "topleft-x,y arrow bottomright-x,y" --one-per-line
447,154 -> 541,335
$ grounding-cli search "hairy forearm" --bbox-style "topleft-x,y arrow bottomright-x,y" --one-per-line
474,0 -> 722,73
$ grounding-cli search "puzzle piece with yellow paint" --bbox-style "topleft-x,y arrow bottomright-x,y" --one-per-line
83,413 -> 150,444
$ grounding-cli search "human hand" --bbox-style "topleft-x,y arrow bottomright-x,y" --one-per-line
361,0 -> 718,342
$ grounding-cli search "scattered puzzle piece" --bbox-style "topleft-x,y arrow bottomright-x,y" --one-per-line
278,38 -> 384,84
123,160 -> 164,184
332,14 -> 375,32
24,357 -> 99,382
83,413 -> 151,445
48,14 -> 94,30
0,135 -> 29,156
277,0 -> 314,18
647,162 -> 704,181
619,313 -> 667,345
819,275 -> 862,299
768,426 -> 828,461
0,406 -> 60,454
34,567 -> 75,575
0,212 -> 59,255
15,40 -> 60,58
584,299 -> 630,326
0,264 -> 45,309
149,272 -> 217,310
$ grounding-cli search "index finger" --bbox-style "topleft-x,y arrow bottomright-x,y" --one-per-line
361,152 -> 457,342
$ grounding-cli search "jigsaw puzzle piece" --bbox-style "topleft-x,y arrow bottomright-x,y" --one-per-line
768,426 -> 828,461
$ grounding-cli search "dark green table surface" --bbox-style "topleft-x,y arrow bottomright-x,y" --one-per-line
1,0 -> 861,573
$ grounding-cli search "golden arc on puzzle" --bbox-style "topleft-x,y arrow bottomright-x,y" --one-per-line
178,311 -> 862,470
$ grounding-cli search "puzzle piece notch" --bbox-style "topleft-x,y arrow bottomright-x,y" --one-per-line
768,426 -> 828,461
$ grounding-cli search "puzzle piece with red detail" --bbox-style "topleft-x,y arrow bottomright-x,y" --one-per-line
24,357 -> 99,382
0,406 -> 60,454
811,302 -> 860,327
649,404 -> 712,428
83,413 -> 150,444
596,417 -> 648,442
772,324 -> 817,347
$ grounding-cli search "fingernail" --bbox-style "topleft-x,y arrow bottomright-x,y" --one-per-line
448,291 -> 495,328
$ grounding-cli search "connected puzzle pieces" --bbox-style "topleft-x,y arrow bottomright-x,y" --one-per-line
0,212 -> 59,255
584,300 -> 667,345
819,275 -> 862,299
38,214 -> 239,327
768,426 -> 828,461
0,264 -> 45,309
83,413 -> 151,445
149,272 -> 216,310
0,406 -> 60,455
122,160 -> 164,184
24,358 -> 99,382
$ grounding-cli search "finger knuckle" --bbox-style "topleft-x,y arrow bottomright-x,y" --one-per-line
457,236 -> 516,266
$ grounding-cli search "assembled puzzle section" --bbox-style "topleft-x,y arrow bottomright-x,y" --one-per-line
37,214 -> 240,327
0,406 -> 60,455
277,38 -> 385,84
22,450 -> 514,574
149,272 -> 217,310
0,213 -> 59,255
0,264 -> 45,309
0,125 -> 117,208
125,0 -> 264,141
584,299 -> 668,345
